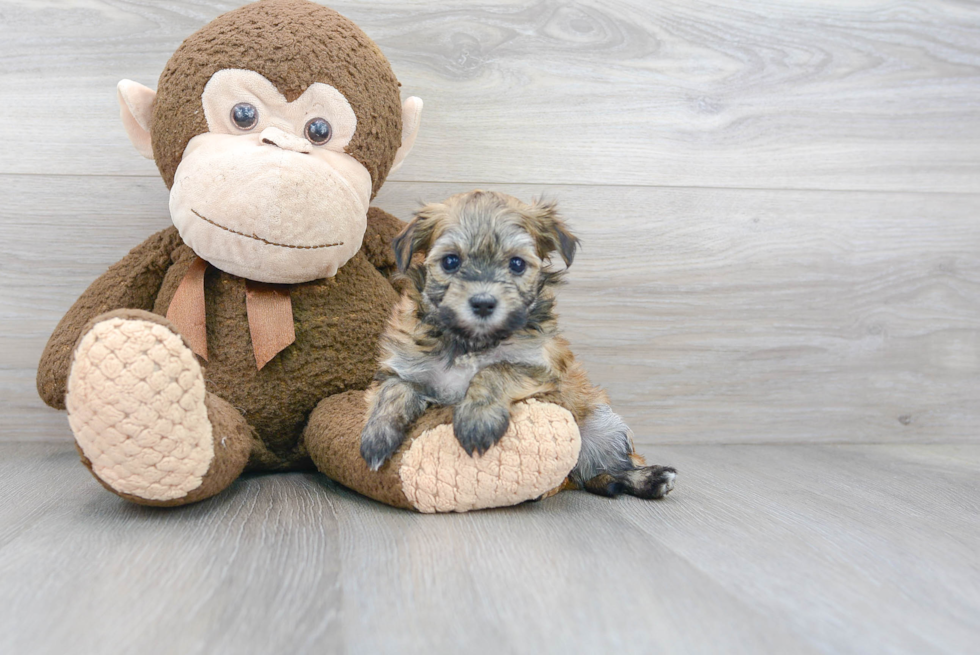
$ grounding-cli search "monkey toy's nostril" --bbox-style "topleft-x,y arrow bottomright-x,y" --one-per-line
469,294 -> 497,318
258,127 -> 311,154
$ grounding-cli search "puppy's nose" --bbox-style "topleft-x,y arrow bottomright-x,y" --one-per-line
469,294 -> 497,318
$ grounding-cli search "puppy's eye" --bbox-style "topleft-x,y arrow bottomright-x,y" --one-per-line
441,254 -> 461,273
231,103 -> 258,130
509,257 -> 527,275
305,117 -> 332,145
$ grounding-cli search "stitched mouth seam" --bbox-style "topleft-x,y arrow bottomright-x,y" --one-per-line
191,209 -> 343,250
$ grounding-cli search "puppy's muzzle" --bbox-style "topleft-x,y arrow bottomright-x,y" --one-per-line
469,294 -> 497,319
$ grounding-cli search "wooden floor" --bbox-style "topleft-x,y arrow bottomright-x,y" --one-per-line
2,441 -> 979,654
2,1 -> 979,653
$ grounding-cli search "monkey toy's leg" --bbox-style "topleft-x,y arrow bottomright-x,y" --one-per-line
453,362 -> 557,457
66,310 -> 253,506
303,394 -> 582,513
573,404 -> 677,500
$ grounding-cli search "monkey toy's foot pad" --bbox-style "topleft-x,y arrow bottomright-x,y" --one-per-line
398,400 -> 581,513
66,316 -> 213,502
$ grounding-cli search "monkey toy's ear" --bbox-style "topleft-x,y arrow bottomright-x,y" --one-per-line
387,97 -> 423,176
116,80 -> 156,160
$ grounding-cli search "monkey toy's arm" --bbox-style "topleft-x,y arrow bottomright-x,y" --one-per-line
36,226 -> 184,409
359,207 -> 407,283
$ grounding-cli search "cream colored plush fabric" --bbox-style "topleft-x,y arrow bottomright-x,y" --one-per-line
398,400 -> 581,513
117,79 -> 155,159
170,129 -> 370,284
66,317 -> 214,501
201,69 -> 359,150
388,96 -> 423,175
169,69 -> 374,284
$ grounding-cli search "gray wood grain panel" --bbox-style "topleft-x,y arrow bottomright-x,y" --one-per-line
6,176 -> 978,444
2,441 -> 977,654
376,183 -> 980,445
1,1 -> 979,191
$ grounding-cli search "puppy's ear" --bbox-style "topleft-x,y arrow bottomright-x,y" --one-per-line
524,198 -> 579,266
392,221 -> 417,273
393,204 -> 440,272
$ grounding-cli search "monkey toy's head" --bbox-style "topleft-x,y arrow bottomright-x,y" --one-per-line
116,0 -> 422,284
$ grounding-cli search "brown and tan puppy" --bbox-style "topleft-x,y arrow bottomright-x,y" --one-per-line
361,191 -> 677,499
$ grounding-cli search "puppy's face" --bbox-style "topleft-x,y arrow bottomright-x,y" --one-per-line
394,191 -> 578,350
425,209 -> 540,344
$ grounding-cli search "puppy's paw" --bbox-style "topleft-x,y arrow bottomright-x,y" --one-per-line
360,420 -> 407,471
583,473 -> 627,498
626,465 -> 677,499
583,466 -> 677,500
453,402 -> 510,456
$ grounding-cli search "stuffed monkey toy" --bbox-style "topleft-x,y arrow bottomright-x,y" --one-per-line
36,0 -> 580,512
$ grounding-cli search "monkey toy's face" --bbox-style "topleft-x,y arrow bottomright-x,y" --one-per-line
114,0 -> 422,285
169,69 -> 373,283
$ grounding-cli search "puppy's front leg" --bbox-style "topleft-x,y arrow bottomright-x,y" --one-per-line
361,377 -> 428,471
454,364 -> 546,456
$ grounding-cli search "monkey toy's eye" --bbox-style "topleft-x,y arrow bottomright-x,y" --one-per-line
509,257 -> 527,274
305,117 -> 333,145
231,103 -> 258,130
441,254 -> 461,273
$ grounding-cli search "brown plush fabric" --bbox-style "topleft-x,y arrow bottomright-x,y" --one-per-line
191,393 -> 257,501
74,307 -> 185,348
36,228 -> 185,409
76,392 -> 254,507
303,390 -> 455,510
155,248 -> 398,464
39,208 -> 405,472
360,207 -> 406,278
304,390 -> 413,509
152,0 -> 403,197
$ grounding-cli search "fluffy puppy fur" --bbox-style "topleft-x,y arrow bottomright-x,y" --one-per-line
360,190 -> 676,500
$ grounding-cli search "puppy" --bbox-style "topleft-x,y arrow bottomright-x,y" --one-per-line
360,190 -> 676,500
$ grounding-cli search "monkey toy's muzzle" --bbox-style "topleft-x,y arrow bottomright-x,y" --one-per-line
169,132 -> 371,284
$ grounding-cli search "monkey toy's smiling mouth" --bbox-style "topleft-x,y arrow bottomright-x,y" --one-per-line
169,135 -> 371,284
190,209 -> 344,251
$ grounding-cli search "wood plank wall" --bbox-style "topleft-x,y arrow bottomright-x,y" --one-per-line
2,0 -> 978,444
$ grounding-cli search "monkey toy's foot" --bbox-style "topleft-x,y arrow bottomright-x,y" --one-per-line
305,396 -> 582,513
66,310 -> 250,506
398,400 -> 583,512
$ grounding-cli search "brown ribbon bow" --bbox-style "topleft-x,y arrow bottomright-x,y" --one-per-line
166,257 -> 296,370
